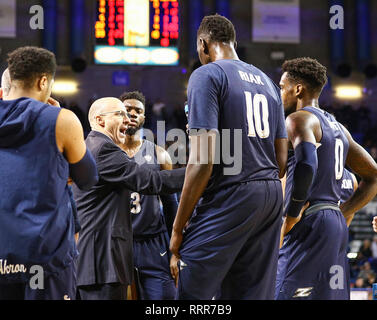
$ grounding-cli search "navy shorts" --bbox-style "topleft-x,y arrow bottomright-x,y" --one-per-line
275,208 -> 349,300
133,231 -> 176,300
177,180 -> 284,300
0,259 -> 77,300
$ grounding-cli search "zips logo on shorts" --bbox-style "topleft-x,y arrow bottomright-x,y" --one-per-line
292,287 -> 314,298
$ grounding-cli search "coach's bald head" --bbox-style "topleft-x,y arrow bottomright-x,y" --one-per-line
1,68 -> 11,99
89,97 -> 130,145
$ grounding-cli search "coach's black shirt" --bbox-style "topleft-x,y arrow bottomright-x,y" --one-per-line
72,131 -> 185,286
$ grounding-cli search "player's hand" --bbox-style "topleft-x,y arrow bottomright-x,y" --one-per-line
373,216 -> 377,233
67,177 -> 73,185
47,97 -> 61,108
170,229 -> 183,257
279,217 -> 287,249
284,202 -> 309,236
170,254 -> 180,288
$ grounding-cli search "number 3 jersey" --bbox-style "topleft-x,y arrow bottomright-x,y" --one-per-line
128,140 -> 167,238
187,59 -> 287,195
284,106 -> 350,209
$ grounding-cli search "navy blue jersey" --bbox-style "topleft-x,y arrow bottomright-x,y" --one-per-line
303,107 -> 349,205
187,59 -> 287,195
129,140 -> 166,237
0,98 -> 77,283
284,107 -> 349,210
340,169 -> 355,203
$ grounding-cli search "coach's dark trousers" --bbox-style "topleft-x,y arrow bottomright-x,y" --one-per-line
77,283 -> 128,300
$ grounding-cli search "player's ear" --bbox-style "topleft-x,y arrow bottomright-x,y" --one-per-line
234,40 -> 238,50
295,84 -> 304,98
37,75 -> 48,92
202,39 -> 210,55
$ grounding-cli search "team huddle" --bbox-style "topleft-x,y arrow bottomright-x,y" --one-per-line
1,14 -> 377,300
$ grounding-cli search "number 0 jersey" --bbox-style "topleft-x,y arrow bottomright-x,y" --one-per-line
284,107 -> 350,209
187,59 -> 287,195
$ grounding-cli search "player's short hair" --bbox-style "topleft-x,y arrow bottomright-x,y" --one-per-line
197,14 -> 236,43
119,91 -> 146,106
282,57 -> 328,94
7,46 -> 56,89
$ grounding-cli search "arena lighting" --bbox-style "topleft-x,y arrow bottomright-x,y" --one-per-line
347,252 -> 358,259
52,80 -> 78,95
335,85 -> 363,100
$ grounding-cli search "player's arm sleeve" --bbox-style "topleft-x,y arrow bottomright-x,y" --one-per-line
69,148 -> 99,190
160,193 -> 178,236
97,143 -> 185,195
286,141 -> 318,218
187,66 -> 222,132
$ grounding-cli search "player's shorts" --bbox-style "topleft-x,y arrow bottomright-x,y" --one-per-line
275,204 -> 349,300
177,180 -> 284,300
0,259 -> 77,300
133,231 -> 176,300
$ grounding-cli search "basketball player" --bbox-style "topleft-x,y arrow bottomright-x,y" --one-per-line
276,57 -> 377,300
341,169 -> 358,226
118,91 -> 178,300
340,168 -> 358,298
0,46 -> 98,300
169,14 -> 288,300
1,68 -> 81,244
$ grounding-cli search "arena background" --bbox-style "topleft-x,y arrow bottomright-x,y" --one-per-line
0,0 -> 377,300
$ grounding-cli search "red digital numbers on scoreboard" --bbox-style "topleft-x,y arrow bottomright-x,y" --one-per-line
151,0 -> 179,47
95,0 -> 179,47
95,0 -> 125,46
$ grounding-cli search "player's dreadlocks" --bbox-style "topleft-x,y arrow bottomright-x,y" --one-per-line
282,57 -> 328,94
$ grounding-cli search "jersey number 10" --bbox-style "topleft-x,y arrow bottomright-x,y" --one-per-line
245,92 -> 270,139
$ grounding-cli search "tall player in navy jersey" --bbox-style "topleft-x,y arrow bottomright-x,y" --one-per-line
119,91 -> 178,300
276,57 -> 377,300
169,14 -> 288,300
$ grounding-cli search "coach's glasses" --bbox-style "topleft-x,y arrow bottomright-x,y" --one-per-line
99,110 -> 129,118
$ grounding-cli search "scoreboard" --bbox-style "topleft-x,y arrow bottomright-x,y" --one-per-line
94,0 -> 179,66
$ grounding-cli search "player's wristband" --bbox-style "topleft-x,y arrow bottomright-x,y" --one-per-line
286,198 -> 306,218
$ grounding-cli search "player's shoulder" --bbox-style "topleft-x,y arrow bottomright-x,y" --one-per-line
191,62 -> 225,79
286,109 -> 320,131
56,108 -> 83,133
